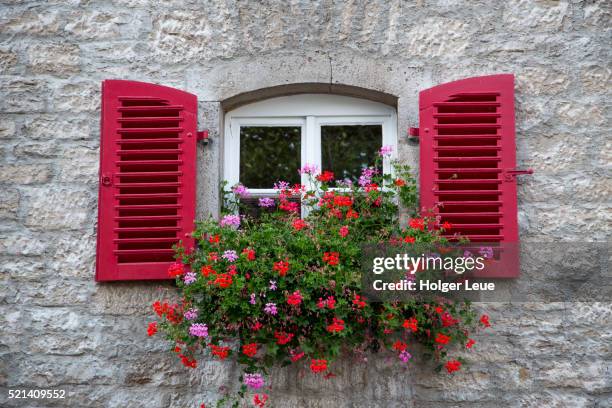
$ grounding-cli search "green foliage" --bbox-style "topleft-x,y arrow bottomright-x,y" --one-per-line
151,160 -> 484,405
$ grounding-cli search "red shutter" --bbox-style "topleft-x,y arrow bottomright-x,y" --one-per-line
96,80 -> 197,281
419,74 -> 523,278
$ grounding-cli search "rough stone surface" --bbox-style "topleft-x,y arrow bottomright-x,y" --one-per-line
0,0 -> 610,407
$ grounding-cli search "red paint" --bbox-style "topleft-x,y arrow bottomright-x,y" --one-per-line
96,80 -> 197,281
419,74 -> 522,277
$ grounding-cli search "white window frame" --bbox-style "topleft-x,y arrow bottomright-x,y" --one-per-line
223,94 -> 398,197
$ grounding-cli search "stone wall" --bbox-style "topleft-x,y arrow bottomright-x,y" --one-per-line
0,1 -> 610,407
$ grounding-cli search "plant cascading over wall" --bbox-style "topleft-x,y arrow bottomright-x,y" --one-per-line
147,147 -> 491,407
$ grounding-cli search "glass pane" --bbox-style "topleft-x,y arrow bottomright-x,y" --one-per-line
240,126 -> 301,188
321,125 -> 382,185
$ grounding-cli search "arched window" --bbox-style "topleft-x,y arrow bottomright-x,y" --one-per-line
223,94 -> 398,206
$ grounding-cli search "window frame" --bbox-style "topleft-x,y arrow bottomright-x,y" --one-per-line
223,94 -> 398,197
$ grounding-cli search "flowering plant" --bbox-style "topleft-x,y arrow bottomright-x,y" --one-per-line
149,148 -> 490,407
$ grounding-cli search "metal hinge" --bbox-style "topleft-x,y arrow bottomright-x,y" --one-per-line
503,168 -> 533,182
408,127 -> 419,138
197,130 -> 209,144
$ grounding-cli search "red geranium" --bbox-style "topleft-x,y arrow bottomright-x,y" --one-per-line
403,236 -> 415,244
480,314 -> 491,328
435,333 -> 451,345
179,354 -> 197,368
346,209 -> 359,219
409,218 -> 425,231
394,178 -> 406,187
316,171 -> 335,183
290,351 -> 305,362
310,359 -> 328,373
326,317 -> 345,333
441,312 -> 459,327
293,219 -> 308,231
402,317 -> 418,333
339,225 -> 349,238
445,359 -> 461,373
147,322 -> 157,336
242,248 -> 256,261
201,265 -> 216,277
168,262 -> 185,277
274,331 -> 294,345
441,221 -> 452,230
352,294 -> 366,309
392,340 -> 407,352
466,339 -> 476,349
242,343 -> 258,358
333,196 -> 352,207
273,260 -> 290,277
213,273 -> 233,288
287,290 -> 303,306
209,344 -> 230,360
253,394 -> 268,407
323,252 -> 340,266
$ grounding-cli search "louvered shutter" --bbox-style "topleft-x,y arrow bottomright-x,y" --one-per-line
419,74 -> 520,277
96,80 -> 197,281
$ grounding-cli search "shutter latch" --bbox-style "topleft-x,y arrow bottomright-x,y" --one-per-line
408,127 -> 419,138
503,168 -> 533,182
197,130 -> 209,144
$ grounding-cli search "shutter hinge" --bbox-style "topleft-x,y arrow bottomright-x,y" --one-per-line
197,130 -> 209,144
503,168 -> 533,182
408,127 -> 419,138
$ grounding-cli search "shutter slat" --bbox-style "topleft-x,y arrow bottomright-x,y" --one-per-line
117,139 -> 184,144
419,74 -> 519,277
96,80 -> 197,281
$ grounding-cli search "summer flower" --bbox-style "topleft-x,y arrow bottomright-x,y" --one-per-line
222,250 -> 238,262
293,219 -> 308,231
210,344 -> 230,360
310,359 -> 327,373
274,331 -> 294,345
147,322 -> 157,336
264,302 -> 278,315
231,183 -> 249,197
258,197 -> 275,208
326,317 -> 345,333
298,163 -> 318,175
480,314 -> 491,328
184,308 -> 198,321
358,167 -> 378,187
379,145 -> 393,157
269,280 -> 277,290
249,293 -> 257,305
286,290 -> 303,306
479,246 -> 494,259
339,225 -> 349,238
242,343 -> 258,358
273,180 -> 290,190
273,260 -> 289,276
399,350 -> 412,363
189,323 -> 208,338
244,373 -> 265,390
435,332 -> 451,345
183,272 -> 197,285
316,171 -> 335,182
323,252 -> 340,266
445,359 -> 461,373
167,262 -> 185,277
253,394 -> 268,408
220,214 -> 240,228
